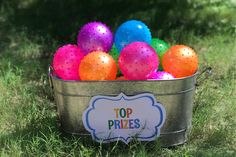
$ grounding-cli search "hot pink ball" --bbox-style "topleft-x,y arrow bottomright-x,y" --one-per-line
118,42 -> 159,80
52,44 -> 84,80
148,71 -> 175,80
77,22 -> 113,55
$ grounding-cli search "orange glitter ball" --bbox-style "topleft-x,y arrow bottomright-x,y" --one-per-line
162,45 -> 198,78
116,76 -> 128,80
79,51 -> 117,80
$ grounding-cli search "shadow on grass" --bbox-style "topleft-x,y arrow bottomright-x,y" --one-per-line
4,0 -> 234,44
7,0 -> 185,40
1,1 -> 236,155
1,0 -> 234,60
191,129 -> 235,156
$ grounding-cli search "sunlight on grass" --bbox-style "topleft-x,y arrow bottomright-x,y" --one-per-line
0,0 -> 236,156
1,32 -> 235,156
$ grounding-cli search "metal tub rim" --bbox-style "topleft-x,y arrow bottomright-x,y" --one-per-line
49,69 -> 199,83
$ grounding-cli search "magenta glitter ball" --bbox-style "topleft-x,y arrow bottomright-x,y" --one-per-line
52,44 -> 84,80
148,71 -> 175,80
77,22 -> 113,55
118,42 -> 159,80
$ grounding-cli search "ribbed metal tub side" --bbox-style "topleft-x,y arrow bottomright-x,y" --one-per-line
50,72 -> 198,147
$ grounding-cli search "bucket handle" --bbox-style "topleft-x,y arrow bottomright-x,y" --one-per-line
196,66 -> 212,86
48,65 -> 54,89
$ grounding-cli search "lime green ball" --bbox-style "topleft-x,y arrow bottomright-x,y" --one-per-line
109,45 -> 122,76
109,45 -> 119,63
151,38 -> 170,70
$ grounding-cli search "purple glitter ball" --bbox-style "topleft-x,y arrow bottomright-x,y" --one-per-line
77,22 -> 113,55
148,71 -> 175,80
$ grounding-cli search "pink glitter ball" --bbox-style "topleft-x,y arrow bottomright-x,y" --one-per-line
77,22 -> 113,55
118,42 -> 159,80
148,71 -> 175,80
52,44 -> 84,80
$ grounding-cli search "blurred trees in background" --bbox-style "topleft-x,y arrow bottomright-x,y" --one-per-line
1,0 -> 235,43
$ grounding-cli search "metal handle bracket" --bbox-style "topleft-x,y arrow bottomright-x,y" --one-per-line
196,66 -> 212,86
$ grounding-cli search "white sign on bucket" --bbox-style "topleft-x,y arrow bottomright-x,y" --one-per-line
82,93 -> 166,144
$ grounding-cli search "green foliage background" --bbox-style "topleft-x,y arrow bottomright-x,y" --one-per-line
0,0 -> 236,156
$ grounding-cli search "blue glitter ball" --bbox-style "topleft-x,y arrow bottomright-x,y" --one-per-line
114,20 -> 152,52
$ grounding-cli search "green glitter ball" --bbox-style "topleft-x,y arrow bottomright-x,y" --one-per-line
109,45 -> 119,62
109,45 -> 122,76
151,38 -> 170,70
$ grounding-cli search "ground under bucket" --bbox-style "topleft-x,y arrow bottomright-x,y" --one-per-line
49,69 -> 198,147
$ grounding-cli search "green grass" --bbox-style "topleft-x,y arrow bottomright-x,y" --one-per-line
0,0 -> 236,156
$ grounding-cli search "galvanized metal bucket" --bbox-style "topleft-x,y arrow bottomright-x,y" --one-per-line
49,67 -> 200,147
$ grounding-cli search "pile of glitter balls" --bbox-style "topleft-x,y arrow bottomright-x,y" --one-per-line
52,20 -> 199,81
